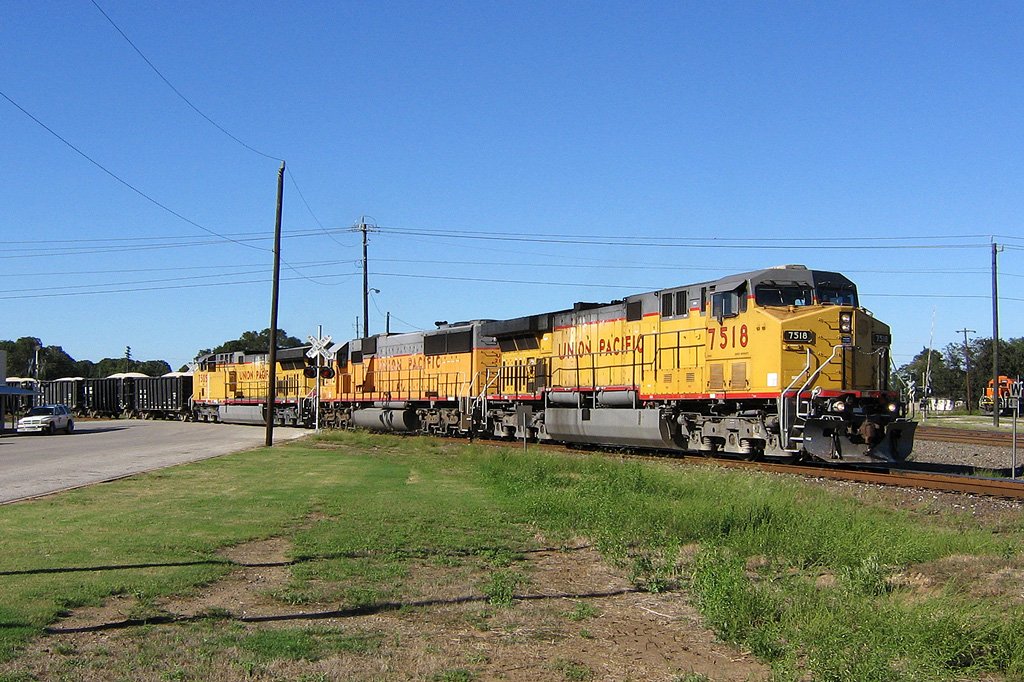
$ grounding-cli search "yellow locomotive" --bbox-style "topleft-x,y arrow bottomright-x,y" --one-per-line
192,347 -> 316,425
189,265 -> 914,463
319,322 -> 500,433
481,265 -> 914,463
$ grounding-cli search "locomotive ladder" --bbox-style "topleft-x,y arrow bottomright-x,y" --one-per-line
779,345 -> 843,451
464,370 -> 502,433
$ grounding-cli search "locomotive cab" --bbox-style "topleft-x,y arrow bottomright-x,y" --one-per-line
744,269 -> 914,462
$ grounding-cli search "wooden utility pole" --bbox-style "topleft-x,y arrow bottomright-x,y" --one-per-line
992,242 -> 1002,427
956,328 -> 975,414
265,161 -> 285,447
361,219 -> 369,338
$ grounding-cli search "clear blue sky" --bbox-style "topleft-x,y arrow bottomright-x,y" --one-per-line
2,1 -> 1021,372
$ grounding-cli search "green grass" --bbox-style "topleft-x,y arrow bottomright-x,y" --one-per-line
1,430 -> 1022,681
228,627 -> 383,662
563,601 -> 598,622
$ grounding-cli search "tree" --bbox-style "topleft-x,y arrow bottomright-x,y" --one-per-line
38,346 -> 78,380
73,360 -> 96,378
897,336 -> 1024,407
897,347 -> 963,401
0,337 -> 43,377
136,360 -> 172,376
0,338 -> 83,380
194,328 -> 303,359
95,358 -> 124,377
969,336 -> 1024,393
1,336 -> 177,379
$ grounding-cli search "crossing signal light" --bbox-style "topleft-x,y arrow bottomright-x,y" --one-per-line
303,366 -> 317,378
319,366 -> 336,379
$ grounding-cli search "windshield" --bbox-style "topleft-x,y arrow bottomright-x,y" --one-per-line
816,286 -> 857,306
754,285 -> 814,307
27,407 -> 55,416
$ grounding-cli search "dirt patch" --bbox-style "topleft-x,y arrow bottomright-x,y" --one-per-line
6,538 -> 771,681
164,537 -> 294,619
894,553 -> 1024,604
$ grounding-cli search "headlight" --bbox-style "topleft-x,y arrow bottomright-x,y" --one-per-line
839,312 -> 853,333
831,400 -> 847,413
887,403 -> 898,413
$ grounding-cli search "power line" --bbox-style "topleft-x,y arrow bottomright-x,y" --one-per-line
286,168 -> 352,248
0,88 -> 266,252
374,223 -> 999,244
2,261 -> 1022,303
0,226 -> 355,260
1,263 -> 360,294
0,258 -> 354,278
89,0 -> 281,162
90,0 -> 345,261
0,271 -> 356,301
374,226 -> 989,251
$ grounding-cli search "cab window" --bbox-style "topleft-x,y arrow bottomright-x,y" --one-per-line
755,285 -> 813,307
816,286 -> 858,306
675,289 -> 688,316
661,292 -> 673,317
712,285 -> 747,320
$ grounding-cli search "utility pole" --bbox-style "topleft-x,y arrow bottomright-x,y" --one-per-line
359,218 -> 378,338
992,242 -> 1002,427
265,161 -> 285,447
361,219 -> 369,338
956,328 -> 975,414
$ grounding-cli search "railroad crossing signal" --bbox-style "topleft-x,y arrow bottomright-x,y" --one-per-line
306,333 -> 335,362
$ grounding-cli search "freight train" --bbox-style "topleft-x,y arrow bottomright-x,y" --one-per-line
15,265 -> 917,464
206,264 -> 914,463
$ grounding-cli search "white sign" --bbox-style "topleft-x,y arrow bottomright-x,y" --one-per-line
306,333 -> 335,361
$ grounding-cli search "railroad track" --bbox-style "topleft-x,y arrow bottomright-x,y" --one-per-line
455,436 -> 1024,501
916,425 -> 1021,447
701,458 -> 1024,501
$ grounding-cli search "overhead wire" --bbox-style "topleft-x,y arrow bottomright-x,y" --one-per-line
374,225 -> 990,250
287,168 -> 353,248
89,0 -> 281,163
88,0 -> 348,273
0,270 -> 356,301
0,88 -> 266,253
92,0 -> 348,260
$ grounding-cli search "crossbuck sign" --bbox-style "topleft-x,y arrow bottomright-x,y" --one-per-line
306,333 -> 335,362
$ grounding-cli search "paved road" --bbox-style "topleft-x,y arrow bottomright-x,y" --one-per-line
0,420 -> 308,504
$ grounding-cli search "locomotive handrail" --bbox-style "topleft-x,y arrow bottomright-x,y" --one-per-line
779,349 -> 813,450
470,369 -> 504,429
794,345 -> 844,403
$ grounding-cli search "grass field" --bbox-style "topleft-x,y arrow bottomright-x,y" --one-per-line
1,431 -> 1023,681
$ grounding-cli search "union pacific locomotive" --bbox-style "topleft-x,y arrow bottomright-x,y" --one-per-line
188,264 -> 915,464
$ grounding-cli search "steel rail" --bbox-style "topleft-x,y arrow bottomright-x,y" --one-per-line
916,425 -> 1019,447
696,458 -> 1024,500
454,436 -> 1024,500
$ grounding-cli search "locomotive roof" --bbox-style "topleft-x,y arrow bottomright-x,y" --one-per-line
483,265 -> 858,339
698,265 -> 856,293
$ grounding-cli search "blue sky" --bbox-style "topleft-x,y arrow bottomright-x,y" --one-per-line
2,1 -> 1021,372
